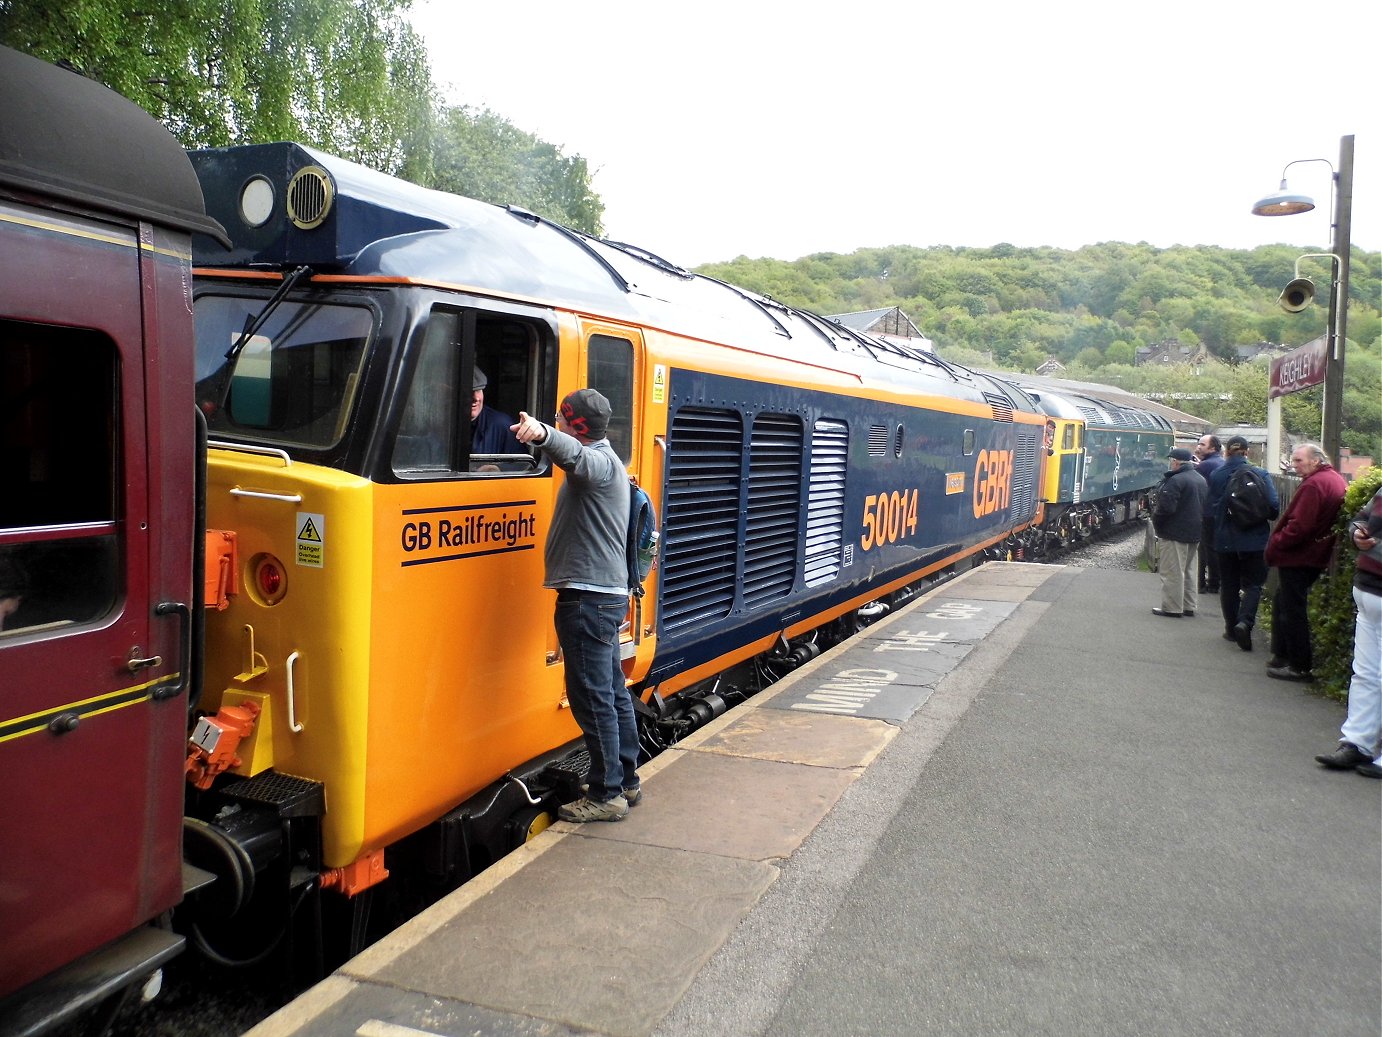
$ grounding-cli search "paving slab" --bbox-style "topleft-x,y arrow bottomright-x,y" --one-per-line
360,836 -> 776,1037
689,707 -> 897,769
569,750 -> 857,862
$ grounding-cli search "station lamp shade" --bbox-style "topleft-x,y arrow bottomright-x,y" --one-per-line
1251,179 -> 1316,216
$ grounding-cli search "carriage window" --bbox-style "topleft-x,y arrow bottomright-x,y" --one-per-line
194,294 -> 373,449
392,310 -> 540,477
1062,424 -> 1075,450
0,321 -> 119,634
963,429 -> 976,456
588,334 -> 633,464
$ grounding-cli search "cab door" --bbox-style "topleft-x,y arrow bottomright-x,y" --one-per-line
579,323 -> 658,676
0,204 -> 188,995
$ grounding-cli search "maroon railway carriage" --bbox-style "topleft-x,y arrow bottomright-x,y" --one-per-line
0,46 -> 225,1035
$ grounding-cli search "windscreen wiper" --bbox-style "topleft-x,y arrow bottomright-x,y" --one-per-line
212,265 -> 312,411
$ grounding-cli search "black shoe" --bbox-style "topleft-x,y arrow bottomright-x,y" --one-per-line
1267,665 -> 1313,682
1357,762 -> 1382,779
1233,622 -> 1252,652
1266,657 -> 1286,670
1183,610 -> 1195,617
1151,608 -> 1183,618
1316,743 -> 1371,769
1222,630 -> 1236,642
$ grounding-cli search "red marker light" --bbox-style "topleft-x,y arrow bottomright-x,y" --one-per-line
251,555 -> 287,605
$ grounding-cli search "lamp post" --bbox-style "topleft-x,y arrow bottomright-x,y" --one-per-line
1251,135 -> 1354,469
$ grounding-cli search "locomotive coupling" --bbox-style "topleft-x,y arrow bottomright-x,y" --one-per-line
186,701 -> 262,790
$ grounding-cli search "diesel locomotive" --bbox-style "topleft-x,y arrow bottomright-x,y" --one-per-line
3,45 -> 1181,1036
175,139 -> 1049,966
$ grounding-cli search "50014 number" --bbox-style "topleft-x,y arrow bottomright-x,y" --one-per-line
861,489 -> 919,551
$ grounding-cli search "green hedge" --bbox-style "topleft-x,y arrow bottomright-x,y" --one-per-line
1309,466 -> 1382,701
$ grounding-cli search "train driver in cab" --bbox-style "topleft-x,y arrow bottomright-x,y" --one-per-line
469,366 -> 524,455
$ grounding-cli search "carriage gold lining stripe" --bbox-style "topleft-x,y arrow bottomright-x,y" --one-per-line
0,674 -> 180,743
0,210 -> 193,261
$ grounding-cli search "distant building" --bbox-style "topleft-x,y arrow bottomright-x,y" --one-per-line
1340,447 -> 1375,482
1135,339 -> 1211,367
1233,341 -> 1289,364
1215,425 -> 1270,467
1035,356 -> 1065,376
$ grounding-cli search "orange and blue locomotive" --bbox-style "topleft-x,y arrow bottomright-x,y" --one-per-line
176,141 -> 1051,962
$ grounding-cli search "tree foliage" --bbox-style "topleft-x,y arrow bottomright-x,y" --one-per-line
698,243 -> 1382,458
429,106 -> 603,235
0,1 -> 602,226
0,0 -> 437,179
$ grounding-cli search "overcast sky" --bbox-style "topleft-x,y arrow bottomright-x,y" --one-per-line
408,0 -> 1378,270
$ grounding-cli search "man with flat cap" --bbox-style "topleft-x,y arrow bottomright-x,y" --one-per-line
468,367 -> 524,455
512,389 -> 641,822
1151,446 -> 1207,618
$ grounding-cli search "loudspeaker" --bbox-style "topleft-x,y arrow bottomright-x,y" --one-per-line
1279,277 -> 1316,313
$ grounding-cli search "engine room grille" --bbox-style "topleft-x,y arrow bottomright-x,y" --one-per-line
662,407 -> 743,629
744,414 -> 804,607
983,391 -> 1014,422
1012,430 -> 1038,519
804,419 -> 848,587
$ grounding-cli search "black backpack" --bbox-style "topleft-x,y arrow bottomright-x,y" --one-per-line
1224,466 -> 1276,530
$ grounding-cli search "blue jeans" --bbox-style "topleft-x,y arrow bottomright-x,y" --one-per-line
1341,586 -> 1382,759
554,591 -> 639,802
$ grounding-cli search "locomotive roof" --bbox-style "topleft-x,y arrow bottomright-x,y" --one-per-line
190,142 -> 1032,414
0,46 -> 226,242
1003,376 -> 1173,433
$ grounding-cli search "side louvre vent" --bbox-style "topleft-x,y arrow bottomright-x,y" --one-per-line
804,419 -> 848,587
1012,431 -> 1037,519
744,414 -> 804,607
867,424 -> 889,457
662,407 -> 743,629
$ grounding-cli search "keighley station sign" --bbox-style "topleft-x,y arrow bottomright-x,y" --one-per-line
1269,336 -> 1329,399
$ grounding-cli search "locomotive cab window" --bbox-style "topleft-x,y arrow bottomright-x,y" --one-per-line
587,334 -> 634,464
194,293 -> 373,449
0,321 -> 119,635
392,309 -> 545,477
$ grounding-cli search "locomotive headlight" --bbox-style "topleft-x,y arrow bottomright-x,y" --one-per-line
239,175 -> 275,228
249,553 -> 288,606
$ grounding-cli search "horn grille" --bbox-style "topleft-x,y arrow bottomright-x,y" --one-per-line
286,166 -> 333,230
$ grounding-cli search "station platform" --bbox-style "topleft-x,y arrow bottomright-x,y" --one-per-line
245,562 -> 1380,1037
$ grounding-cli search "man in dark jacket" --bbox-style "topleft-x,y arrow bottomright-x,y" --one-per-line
1151,447 -> 1207,618
1207,436 -> 1279,651
1264,443 -> 1348,681
1195,434 -> 1224,593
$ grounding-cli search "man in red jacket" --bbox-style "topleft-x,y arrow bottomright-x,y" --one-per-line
1264,443 -> 1348,681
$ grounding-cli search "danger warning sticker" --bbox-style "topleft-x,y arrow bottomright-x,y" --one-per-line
296,512 -> 324,568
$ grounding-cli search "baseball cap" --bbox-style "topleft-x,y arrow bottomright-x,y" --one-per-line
1226,435 -> 1250,452
1168,447 -> 1194,462
559,388 -> 611,439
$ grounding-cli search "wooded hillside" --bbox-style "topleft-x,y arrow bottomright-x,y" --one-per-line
698,243 -> 1381,457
